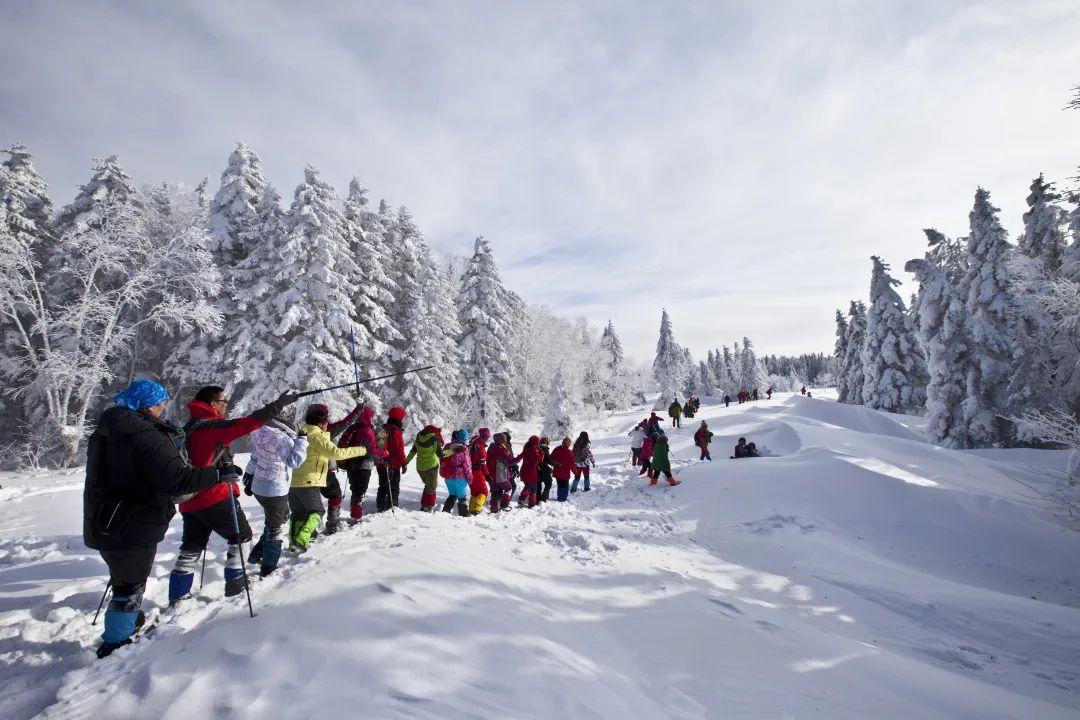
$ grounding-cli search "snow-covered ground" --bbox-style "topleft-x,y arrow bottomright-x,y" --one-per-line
1,392 -> 1078,719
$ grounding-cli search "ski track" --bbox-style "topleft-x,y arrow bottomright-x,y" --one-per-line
1,393 -> 1079,719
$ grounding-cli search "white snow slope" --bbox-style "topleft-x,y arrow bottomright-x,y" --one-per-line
1,392 -> 1078,719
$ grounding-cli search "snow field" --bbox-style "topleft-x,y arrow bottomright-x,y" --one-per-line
0,392 -> 1078,719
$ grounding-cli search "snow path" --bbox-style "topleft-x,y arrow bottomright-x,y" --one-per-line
1,393 -> 1078,719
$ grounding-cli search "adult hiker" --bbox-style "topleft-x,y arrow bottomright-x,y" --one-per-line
246,416 -> 308,576
537,437 -> 555,502
338,406 -> 388,521
650,434 -> 679,486
517,435 -> 544,507
377,406 -> 408,512
628,423 -> 645,466
752,388 -> 760,401
321,405 -> 364,534
724,393 -> 731,408
288,404 -> 367,551
549,437 -> 576,502
801,386 -> 807,396
766,387 -> 773,400
571,432 -> 596,493
84,380 -> 231,658
694,421 -> 714,461
169,386 -> 298,606
439,429 -> 473,516
404,418 -> 450,512
468,428 -> 492,514
732,437 -> 749,459
668,399 -> 682,428
487,433 -> 516,512
683,399 -> 695,420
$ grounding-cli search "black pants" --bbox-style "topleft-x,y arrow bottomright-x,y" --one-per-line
100,547 -> 156,597
538,472 -> 553,502
346,464 -> 372,500
319,468 -> 343,501
376,465 -> 400,512
180,497 -> 252,553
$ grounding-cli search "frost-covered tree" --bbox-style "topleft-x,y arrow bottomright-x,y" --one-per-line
542,367 -> 573,439
599,319 -> 625,373
698,360 -> 716,395
738,337 -> 768,393
922,228 -> 966,286
598,319 -> 631,409
1019,174 -> 1067,272
834,310 -> 849,402
860,256 -> 927,413
457,236 -> 516,425
208,143 -> 267,266
1,145 -> 53,253
1063,194 -> 1080,282
717,345 -> 736,395
842,301 -> 868,404
961,188 -> 1015,446
905,257 -> 970,446
652,309 -> 683,407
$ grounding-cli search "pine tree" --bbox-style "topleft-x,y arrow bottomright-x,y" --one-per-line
1,145 -> 53,253
834,310 -> 849,402
738,337 -> 767,394
542,367 -> 573,439
1063,193 -> 1080,282
652,309 -> 683,407
922,228 -> 966,285
457,236 -> 516,425
718,345 -> 735,395
961,188 -> 1015,445
1019,174 -> 1067,272
842,301 -> 868,404
860,256 -> 927,412
208,143 -> 267,266
698,360 -> 716,395
599,319 -> 625,372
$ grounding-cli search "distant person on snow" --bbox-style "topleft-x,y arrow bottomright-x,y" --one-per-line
732,437 -> 749,459
537,437 -> 555,502
549,437 -> 577,501
649,434 -> 679,486
668,399 -> 683,428
801,386 -> 807,396
169,385 -> 298,607
486,433 -> 517,512
638,433 -> 655,478
245,413 -> 308,577
516,435 -> 545,507
807,390 -> 813,398
752,388 -> 760,401
694,421 -> 714,461
724,394 -> 731,408
571,431 -> 596,493
628,423 -> 645,466
84,380 -> 230,658
468,428 -> 492,515
288,404 -> 367,551
339,406 -> 388,520
404,418 -> 450,512
646,413 -> 663,437
439,429 -> 473,516
766,387 -> 773,400
746,442 -> 760,458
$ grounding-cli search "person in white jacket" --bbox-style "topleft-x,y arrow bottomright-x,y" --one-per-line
246,419 -> 308,576
628,423 -> 645,467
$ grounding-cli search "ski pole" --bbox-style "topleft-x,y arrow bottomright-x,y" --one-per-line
92,580 -> 112,625
349,329 -> 361,400
226,494 -> 256,619
199,548 -> 207,590
294,366 -> 435,398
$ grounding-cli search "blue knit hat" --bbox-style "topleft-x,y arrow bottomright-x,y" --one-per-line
114,379 -> 169,410
451,428 -> 469,444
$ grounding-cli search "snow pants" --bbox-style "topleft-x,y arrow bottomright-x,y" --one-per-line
99,547 -> 155,645
418,467 -> 439,511
249,494 -> 289,573
538,472 -> 553,502
376,465 -> 401,512
555,479 -> 570,502
443,478 -> 470,516
631,447 -> 641,466
171,497 -> 251,604
489,476 -> 512,512
638,459 -> 652,476
699,447 -> 711,460
671,417 -> 680,428
345,464 -> 372,519
571,467 -> 591,492
519,479 -> 539,507
320,468 -> 344,531
288,486 -> 324,550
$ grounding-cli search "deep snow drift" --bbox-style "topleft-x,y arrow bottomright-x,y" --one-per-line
1,393 -> 1078,719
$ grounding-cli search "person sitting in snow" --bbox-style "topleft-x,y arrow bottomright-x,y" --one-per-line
649,434 -> 679,486
571,431 -> 596,492
668,399 -> 683,428
746,442 -> 760,458
246,411 -> 308,577
84,380 -> 231,658
439,429 -> 473,516
549,437 -> 577,501
732,437 -> 749,459
694,421 -> 714,461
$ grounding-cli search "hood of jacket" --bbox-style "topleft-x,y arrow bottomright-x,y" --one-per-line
187,399 -> 225,422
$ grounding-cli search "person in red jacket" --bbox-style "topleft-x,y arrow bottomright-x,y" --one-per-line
468,428 -> 491,515
486,433 -> 517,512
338,406 -> 387,522
549,437 -> 576,502
516,435 -> 544,508
169,386 -> 296,605
376,406 -> 407,512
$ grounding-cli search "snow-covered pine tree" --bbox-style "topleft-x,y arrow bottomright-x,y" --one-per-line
542,367 -> 573,439
208,143 -> 267,266
860,256 -> 927,413
738,337 -> 767,394
923,228 -> 966,285
698,360 -> 716,395
652,309 -> 683,408
384,206 -> 425,407
834,309 -> 850,402
905,258 -> 969,447
1019,174 -> 1067,272
1062,193 -> 1080,282
842,301 -> 867,404
600,319 -> 625,374
680,347 -> 697,397
457,236 -> 516,426
719,345 -> 736,395
961,188 -> 1015,446
598,319 -> 631,410
1,145 -> 53,255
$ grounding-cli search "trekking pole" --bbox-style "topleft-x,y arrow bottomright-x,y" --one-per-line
199,548 -> 207,589
349,329 -> 361,401
91,580 -> 112,625
294,366 -> 435,398
225,494 -> 256,619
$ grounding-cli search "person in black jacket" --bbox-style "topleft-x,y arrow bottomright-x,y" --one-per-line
83,379 -> 236,658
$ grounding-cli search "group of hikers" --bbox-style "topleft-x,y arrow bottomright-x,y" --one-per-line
633,398 -> 765,465
665,395 -> 701,427
82,379 -> 600,659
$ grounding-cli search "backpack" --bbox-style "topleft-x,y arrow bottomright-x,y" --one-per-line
439,451 -> 457,479
172,419 -> 228,504
573,443 -> 588,464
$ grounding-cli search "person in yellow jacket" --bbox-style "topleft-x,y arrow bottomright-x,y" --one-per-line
288,404 -> 366,551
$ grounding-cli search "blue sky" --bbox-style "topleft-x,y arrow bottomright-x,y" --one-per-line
2,1 -> 1078,361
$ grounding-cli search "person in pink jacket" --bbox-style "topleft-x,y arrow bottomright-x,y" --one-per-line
638,434 -> 655,478
440,429 -> 473,516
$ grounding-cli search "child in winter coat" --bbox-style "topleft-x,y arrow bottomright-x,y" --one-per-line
549,437 -> 576,502
338,407 -> 388,521
440,429 -> 473,516
405,419 -> 451,512
468,428 -> 492,515
486,433 -> 517,512
516,436 -> 544,507
571,432 -> 596,492
247,418 -> 308,576
694,421 -> 714,461
628,424 -> 645,466
638,434 -> 655,477
377,407 -> 408,512
537,437 -> 554,502
288,405 -> 367,551
650,434 -> 679,486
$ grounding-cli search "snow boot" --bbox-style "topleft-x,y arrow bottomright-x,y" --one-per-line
293,513 -> 321,551
442,496 -> 457,513
420,490 -> 438,512
649,477 -> 658,486
224,544 -> 244,598
457,499 -> 470,517
168,570 -> 194,606
349,497 -> 364,521
324,503 -> 341,536
260,538 -> 283,577
248,537 -> 264,566
667,477 -> 681,486
98,592 -> 143,658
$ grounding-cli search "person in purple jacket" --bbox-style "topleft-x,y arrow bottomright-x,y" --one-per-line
440,429 -> 474,517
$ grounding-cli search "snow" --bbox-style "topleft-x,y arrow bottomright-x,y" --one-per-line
2,393 -> 1079,719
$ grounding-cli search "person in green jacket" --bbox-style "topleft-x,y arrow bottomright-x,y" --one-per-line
404,419 -> 452,512
668,399 -> 683,428
288,404 -> 367,551
649,434 -> 679,486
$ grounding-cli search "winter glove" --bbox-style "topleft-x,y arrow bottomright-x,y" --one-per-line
218,464 -> 243,485
242,472 -> 254,496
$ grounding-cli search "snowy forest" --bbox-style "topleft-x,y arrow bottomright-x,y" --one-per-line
0,142 -> 806,469
834,171 -> 1080,451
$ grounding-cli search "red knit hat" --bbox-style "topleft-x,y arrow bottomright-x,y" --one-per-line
388,406 -> 406,423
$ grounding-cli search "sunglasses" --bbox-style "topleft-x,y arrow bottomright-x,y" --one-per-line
211,397 -> 229,405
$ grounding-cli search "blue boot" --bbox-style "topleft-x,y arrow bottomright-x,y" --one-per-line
260,538 -> 283,577
97,593 -> 143,658
168,570 -> 194,606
